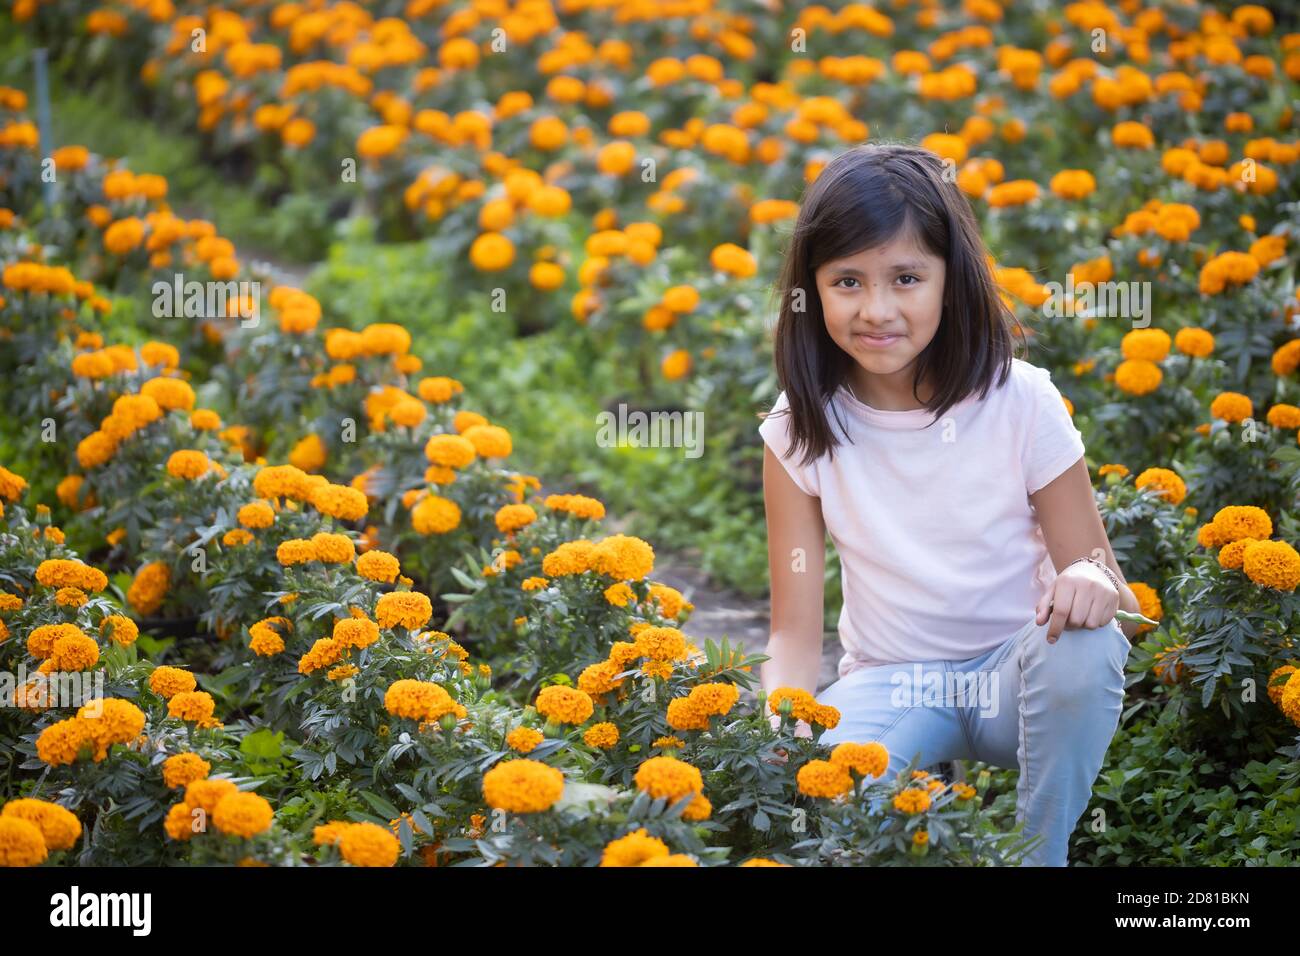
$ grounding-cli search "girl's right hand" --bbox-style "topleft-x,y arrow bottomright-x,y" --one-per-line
764,714 -> 814,766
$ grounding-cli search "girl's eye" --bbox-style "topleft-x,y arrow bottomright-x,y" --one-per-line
834,277 -> 861,288
898,274 -> 920,286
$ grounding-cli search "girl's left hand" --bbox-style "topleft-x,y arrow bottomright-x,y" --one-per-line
1035,561 -> 1120,644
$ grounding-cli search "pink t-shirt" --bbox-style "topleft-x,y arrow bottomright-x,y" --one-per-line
759,358 -> 1086,679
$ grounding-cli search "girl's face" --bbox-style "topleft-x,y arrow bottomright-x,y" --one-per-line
814,227 -> 946,403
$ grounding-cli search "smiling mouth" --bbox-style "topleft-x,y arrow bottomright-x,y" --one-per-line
853,332 -> 902,345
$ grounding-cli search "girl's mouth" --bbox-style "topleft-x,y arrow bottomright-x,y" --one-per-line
853,332 -> 902,348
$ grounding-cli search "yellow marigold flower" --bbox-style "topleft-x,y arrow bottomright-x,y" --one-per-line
768,686 -> 820,723
506,726 -> 544,753
590,535 -> 655,580
127,561 -> 170,616
331,616 -> 378,651
385,679 -> 455,721
237,501 -> 275,529
27,623 -> 82,659
376,591 -> 433,630
482,758 -> 565,813
76,699 -> 145,749
600,827 -> 670,866
191,408 -> 222,430
149,666 -> 197,700
577,660 -> 624,697
289,433 -> 327,472
583,722 -> 619,749
411,493 -> 461,534
164,802 -> 196,841
666,697 -> 709,731
1120,328 -> 1171,362
36,718 -> 103,766
1098,464 -> 1129,479
276,538 -> 317,566
417,376 -> 464,404
1218,538 -> 1257,570
181,779 -> 238,820
424,433 -> 477,469
327,663 -> 359,681
1267,665 -> 1296,707
634,755 -> 703,802
539,494 -> 604,522
0,817 -> 48,866
1267,404 -> 1300,430
521,576 -> 549,591
461,423 -> 512,459
212,792 -> 274,839
1211,505 -> 1273,543
311,532 -> 355,564
1114,359 -> 1162,396
1282,671 -> 1300,726
635,625 -> 687,661
689,682 -> 740,716
648,583 -> 690,619
1134,467 -> 1187,505
310,483 -> 368,521
335,821 -> 399,866
252,464 -> 314,501
542,539 -> 595,576
162,752 -> 211,790
603,581 -> 635,606
1128,582 -> 1162,633
168,691 -> 218,726
355,550 -> 400,583
1,799 -> 81,851
222,529 -> 253,547
1242,540 -> 1300,591
652,736 -> 684,750
35,559 -> 108,592
830,741 -> 890,778
165,449 -> 210,480
298,637 -> 344,675
0,465 -> 28,501
797,759 -> 853,798
1210,391 -> 1253,423
248,618 -> 288,656
494,503 -> 536,534
140,375 -> 195,411
893,788 -> 932,814
44,630 -> 99,671
94,619 -> 136,656
535,685 -> 594,725
54,587 -> 87,608
1049,169 -> 1096,200
1174,327 -> 1214,357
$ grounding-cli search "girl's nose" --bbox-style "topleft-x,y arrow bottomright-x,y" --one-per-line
857,284 -> 893,321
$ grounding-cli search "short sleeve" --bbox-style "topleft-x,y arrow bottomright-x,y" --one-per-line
758,391 -> 821,497
1023,365 -> 1086,495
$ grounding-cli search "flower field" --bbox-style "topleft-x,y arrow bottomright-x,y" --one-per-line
0,0 -> 1299,870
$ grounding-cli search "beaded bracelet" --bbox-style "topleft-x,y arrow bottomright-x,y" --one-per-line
1064,555 -> 1123,593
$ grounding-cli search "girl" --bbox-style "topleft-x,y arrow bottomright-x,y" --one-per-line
758,142 -> 1143,867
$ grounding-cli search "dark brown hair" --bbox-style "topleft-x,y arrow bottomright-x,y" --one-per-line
764,141 -> 1025,469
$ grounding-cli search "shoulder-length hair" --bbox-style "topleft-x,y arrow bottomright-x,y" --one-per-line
764,141 -> 1026,469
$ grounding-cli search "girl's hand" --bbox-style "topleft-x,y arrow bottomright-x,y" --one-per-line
763,713 -> 813,766
1035,560 -> 1120,644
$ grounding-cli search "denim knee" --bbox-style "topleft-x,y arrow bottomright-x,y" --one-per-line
1023,621 -> 1129,712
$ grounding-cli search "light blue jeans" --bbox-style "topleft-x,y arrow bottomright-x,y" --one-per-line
816,615 -> 1131,866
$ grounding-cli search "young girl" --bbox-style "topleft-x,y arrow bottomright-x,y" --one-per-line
758,142 -> 1144,867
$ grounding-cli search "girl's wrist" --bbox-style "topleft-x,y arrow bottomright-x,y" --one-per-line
1066,555 -> 1122,593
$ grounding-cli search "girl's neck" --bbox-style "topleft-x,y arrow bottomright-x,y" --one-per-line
848,367 -> 935,412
